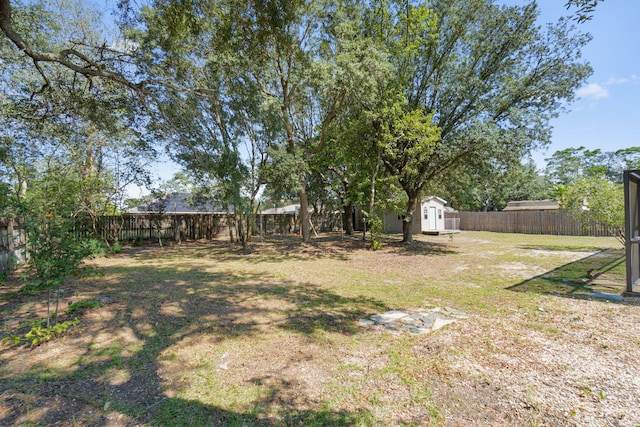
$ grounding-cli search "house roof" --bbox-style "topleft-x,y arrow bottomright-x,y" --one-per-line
503,200 -> 559,211
260,204 -> 300,215
130,192 -> 230,214
422,196 -> 448,205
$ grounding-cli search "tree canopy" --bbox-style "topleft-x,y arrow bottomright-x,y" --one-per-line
0,0 -> 598,245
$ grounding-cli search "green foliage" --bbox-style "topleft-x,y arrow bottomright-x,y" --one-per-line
545,146 -> 640,186
10,317 -> 80,347
435,158 -> 548,211
565,0 -> 602,23
562,176 -> 624,244
261,146 -> 309,198
21,215 -> 93,290
66,300 -> 102,315
360,0 -> 589,239
2,0 -> 595,248
0,0 -> 154,224
376,101 -> 441,240
82,239 -> 110,258
365,213 -> 384,251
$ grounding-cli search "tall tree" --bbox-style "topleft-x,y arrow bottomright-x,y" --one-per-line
362,0 -> 591,242
0,0 -> 153,220
0,0 -> 147,91
544,146 -> 640,186
135,0 -> 383,242
434,156 -> 548,212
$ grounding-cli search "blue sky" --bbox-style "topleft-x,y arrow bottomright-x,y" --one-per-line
522,0 -> 640,168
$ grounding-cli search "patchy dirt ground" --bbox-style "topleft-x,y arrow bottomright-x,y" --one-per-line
1,232 -> 638,426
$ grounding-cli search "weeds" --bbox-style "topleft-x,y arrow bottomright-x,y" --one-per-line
7,318 -> 80,346
66,300 -> 102,315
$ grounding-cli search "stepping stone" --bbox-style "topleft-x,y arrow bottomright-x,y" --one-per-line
444,307 -> 470,318
361,307 -> 463,335
432,318 -> 457,331
371,310 -> 409,324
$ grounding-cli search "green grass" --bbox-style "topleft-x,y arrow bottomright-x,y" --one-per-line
0,231 -> 631,426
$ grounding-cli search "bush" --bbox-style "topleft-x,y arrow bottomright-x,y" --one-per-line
66,300 -> 102,315
82,239 -> 110,258
22,216 -> 90,288
21,318 -> 80,346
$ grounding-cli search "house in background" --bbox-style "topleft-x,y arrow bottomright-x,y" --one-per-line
260,204 -> 300,216
130,192 -> 230,214
502,200 -> 559,212
259,203 -> 300,235
383,196 -> 457,235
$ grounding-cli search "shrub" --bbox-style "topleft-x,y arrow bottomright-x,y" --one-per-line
7,318 -> 80,347
66,300 -> 102,315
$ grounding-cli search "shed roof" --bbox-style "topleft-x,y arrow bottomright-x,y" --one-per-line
422,196 -> 448,205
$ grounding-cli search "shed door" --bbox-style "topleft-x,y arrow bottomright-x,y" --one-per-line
429,206 -> 437,230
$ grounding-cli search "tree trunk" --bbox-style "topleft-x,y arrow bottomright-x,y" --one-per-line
402,195 -> 419,243
246,199 -> 255,244
227,213 -> 235,243
237,213 -> 246,248
343,202 -> 354,235
299,188 -> 311,242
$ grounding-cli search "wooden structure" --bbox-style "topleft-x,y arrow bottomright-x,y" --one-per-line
452,211 -> 609,236
74,214 -> 227,243
503,200 -> 559,211
383,196 -> 458,235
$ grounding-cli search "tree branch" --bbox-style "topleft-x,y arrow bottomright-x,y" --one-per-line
0,0 -> 147,92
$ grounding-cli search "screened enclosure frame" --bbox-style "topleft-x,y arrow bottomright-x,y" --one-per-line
624,170 -> 640,296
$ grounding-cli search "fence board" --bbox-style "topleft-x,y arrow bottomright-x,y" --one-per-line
0,211 -> 345,272
447,211 -> 610,236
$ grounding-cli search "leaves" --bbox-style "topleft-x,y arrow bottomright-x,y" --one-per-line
562,176 -> 624,244
22,318 -> 80,346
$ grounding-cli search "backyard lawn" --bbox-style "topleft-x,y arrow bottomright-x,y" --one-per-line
0,230 -> 637,426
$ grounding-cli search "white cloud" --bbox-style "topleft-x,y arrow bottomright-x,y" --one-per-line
576,83 -> 608,100
604,77 -> 629,85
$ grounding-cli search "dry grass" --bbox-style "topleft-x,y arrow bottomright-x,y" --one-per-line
0,231 -> 637,427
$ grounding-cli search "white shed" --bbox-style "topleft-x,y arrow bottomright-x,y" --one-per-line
419,196 -> 448,234
382,196 -> 451,235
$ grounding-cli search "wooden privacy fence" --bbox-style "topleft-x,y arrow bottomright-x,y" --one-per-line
257,213 -> 342,236
74,214 -> 228,243
2,211 -> 343,270
450,211 -> 611,236
77,213 -> 343,244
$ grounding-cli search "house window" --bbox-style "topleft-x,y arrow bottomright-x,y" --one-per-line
438,209 -> 442,220
424,207 -> 428,219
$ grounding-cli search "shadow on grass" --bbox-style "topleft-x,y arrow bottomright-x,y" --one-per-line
385,239 -> 457,257
0,258 -> 388,426
122,237 -> 356,264
120,233 -> 457,266
517,244 -> 618,253
507,249 -> 627,301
